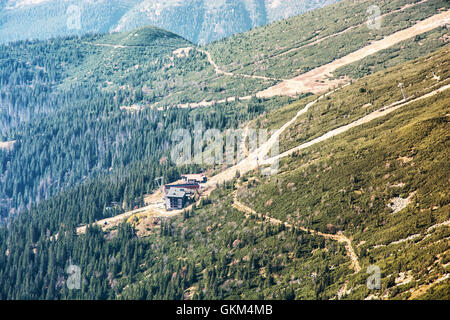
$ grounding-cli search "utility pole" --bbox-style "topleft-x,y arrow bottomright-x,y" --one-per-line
155,176 -> 164,193
398,83 -> 406,100
433,72 -> 440,81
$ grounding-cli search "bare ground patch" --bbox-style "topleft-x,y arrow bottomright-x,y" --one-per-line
257,11 -> 450,98
0,141 -> 16,151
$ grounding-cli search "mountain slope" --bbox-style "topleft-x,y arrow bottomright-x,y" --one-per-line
0,0 -> 448,301
208,0 -> 449,78
0,23 -> 287,219
121,48 -> 449,300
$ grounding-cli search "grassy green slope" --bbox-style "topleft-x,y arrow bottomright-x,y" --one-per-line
121,88 -> 449,299
50,0 -> 448,111
207,0 -> 449,79
120,48 -> 449,301
97,26 -> 187,47
244,89 -> 449,299
278,47 -> 450,152
17,1 -> 446,111
235,50 -> 449,299
2,1 -> 449,301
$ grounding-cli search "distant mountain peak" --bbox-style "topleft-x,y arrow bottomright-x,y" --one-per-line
0,0 -> 340,45
103,26 -> 188,47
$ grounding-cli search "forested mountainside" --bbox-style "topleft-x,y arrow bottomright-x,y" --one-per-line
0,0 -> 449,300
0,0 -> 339,45
0,25 -> 297,219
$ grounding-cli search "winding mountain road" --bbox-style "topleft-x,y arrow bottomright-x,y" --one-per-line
232,191 -> 361,273
80,79 -> 449,239
75,10 -> 450,249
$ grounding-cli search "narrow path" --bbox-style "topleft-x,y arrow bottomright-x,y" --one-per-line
87,9 -> 448,110
81,83 -> 449,238
261,84 -> 450,165
372,219 -> 450,249
232,191 -> 361,273
171,10 -> 449,108
251,0 -> 431,64
197,48 -> 282,82
81,42 -> 131,49
408,273 -> 449,300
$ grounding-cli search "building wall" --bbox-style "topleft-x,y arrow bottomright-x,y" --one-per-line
166,196 -> 185,210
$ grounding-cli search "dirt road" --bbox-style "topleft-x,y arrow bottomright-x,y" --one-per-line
0,141 -> 15,151
257,10 -> 450,97
76,181 -> 215,234
232,193 -> 361,273
197,48 -> 281,82
262,84 -> 450,165
86,83 -> 449,237
165,10 -> 449,109
202,85 -> 350,188
261,0 -> 431,63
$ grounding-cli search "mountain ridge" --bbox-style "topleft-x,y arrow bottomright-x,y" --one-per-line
0,0 -> 340,45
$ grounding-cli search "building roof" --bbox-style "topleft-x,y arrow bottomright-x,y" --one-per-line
165,182 -> 199,189
182,174 -> 205,179
166,188 -> 186,198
